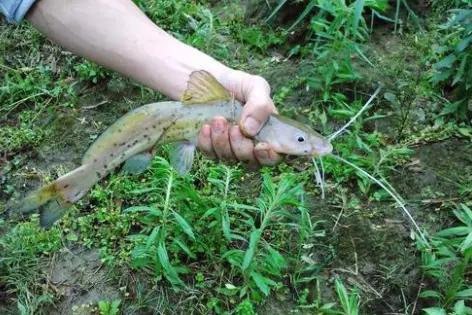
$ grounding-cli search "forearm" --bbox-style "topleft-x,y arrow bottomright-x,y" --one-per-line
26,0 -> 250,101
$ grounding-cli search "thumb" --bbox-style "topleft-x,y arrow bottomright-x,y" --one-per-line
239,76 -> 277,137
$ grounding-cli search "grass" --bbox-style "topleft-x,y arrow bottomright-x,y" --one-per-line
1,0 -> 472,314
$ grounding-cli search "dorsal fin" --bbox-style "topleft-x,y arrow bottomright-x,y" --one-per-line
182,70 -> 232,104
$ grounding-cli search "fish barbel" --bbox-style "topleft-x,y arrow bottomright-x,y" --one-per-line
7,70 -> 333,227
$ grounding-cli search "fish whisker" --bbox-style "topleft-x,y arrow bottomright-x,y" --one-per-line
327,85 -> 383,142
311,158 -> 325,199
327,153 -> 430,248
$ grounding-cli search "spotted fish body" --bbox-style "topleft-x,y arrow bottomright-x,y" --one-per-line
8,70 -> 332,228
81,98 -> 244,182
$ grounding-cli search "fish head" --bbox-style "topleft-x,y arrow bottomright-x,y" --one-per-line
256,114 -> 333,157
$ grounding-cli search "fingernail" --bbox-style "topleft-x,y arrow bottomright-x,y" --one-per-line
212,118 -> 226,133
243,117 -> 261,136
214,122 -> 224,133
255,144 -> 269,160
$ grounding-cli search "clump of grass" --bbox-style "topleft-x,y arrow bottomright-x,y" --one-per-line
0,221 -> 63,315
0,125 -> 49,154
417,204 -> 472,313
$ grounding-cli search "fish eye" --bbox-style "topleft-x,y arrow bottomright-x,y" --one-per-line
297,134 -> 306,143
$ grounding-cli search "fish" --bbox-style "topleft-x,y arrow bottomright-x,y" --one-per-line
7,70 -> 333,228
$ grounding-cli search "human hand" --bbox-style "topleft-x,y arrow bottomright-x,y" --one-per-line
196,70 -> 284,170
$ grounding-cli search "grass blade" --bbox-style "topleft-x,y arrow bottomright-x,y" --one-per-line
288,0 -> 318,32
353,0 -> 366,35
264,0 -> 289,23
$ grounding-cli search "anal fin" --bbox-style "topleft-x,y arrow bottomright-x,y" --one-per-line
170,142 -> 196,176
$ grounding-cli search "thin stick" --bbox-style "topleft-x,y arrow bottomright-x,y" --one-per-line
312,158 -> 325,199
319,158 -> 325,190
327,85 -> 383,141
329,154 -> 430,248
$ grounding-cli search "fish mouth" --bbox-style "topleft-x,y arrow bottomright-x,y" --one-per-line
312,141 -> 333,157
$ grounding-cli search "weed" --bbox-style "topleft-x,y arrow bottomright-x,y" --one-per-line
74,60 -> 111,84
98,299 -> 121,315
0,124 -> 49,154
0,221 -> 63,315
418,204 -> 472,312
1,0 -> 472,314
428,6 -> 472,120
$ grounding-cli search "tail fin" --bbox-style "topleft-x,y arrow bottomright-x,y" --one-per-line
7,164 -> 95,228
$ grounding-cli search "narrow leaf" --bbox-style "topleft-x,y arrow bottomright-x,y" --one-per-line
433,54 -> 457,70
353,0 -> 366,34
423,308 -> 446,315
157,243 -> 183,285
419,290 -> 442,299
242,229 -> 262,271
174,238 -> 196,259
456,35 -> 472,53
172,211 -> 195,240
146,226 -> 160,249
460,232 -> 472,252
457,288 -> 472,298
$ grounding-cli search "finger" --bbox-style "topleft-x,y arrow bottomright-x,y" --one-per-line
229,125 -> 261,170
240,77 -> 277,137
197,124 -> 216,159
210,117 -> 237,164
254,142 -> 284,166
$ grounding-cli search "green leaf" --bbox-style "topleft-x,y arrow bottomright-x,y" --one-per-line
454,300 -> 466,314
422,307 -> 446,315
174,238 -> 196,259
98,300 -> 109,312
267,245 -> 287,269
251,272 -> 270,296
124,205 -> 161,216
462,204 -> 472,221
157,243 -> 183,285
433,54 -> 457,70
335,279 -> 350,310
436,226 -> 470,237
17,301 -> 27,315
352,0 -> 366,35
222,212 -> 231,240
242,229 -> 262,271
456,35 -> 472,53
264,0 -> 289,23
457,288 -> 472,298
288,0 -> 318,31
172,211 -> 195,240
419,290 -> 441,299
146,226 -> 160,249
229,203 -> 260,212
430,69 -> 453,83
460,232 -> 472,252
216,286 -> 239,296
200,207 -> 218,220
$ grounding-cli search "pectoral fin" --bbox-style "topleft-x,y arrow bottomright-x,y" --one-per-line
170,142 -> 196,176
122,148 -> 157,175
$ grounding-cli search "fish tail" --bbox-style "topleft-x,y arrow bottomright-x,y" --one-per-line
8,164 -> 96,228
